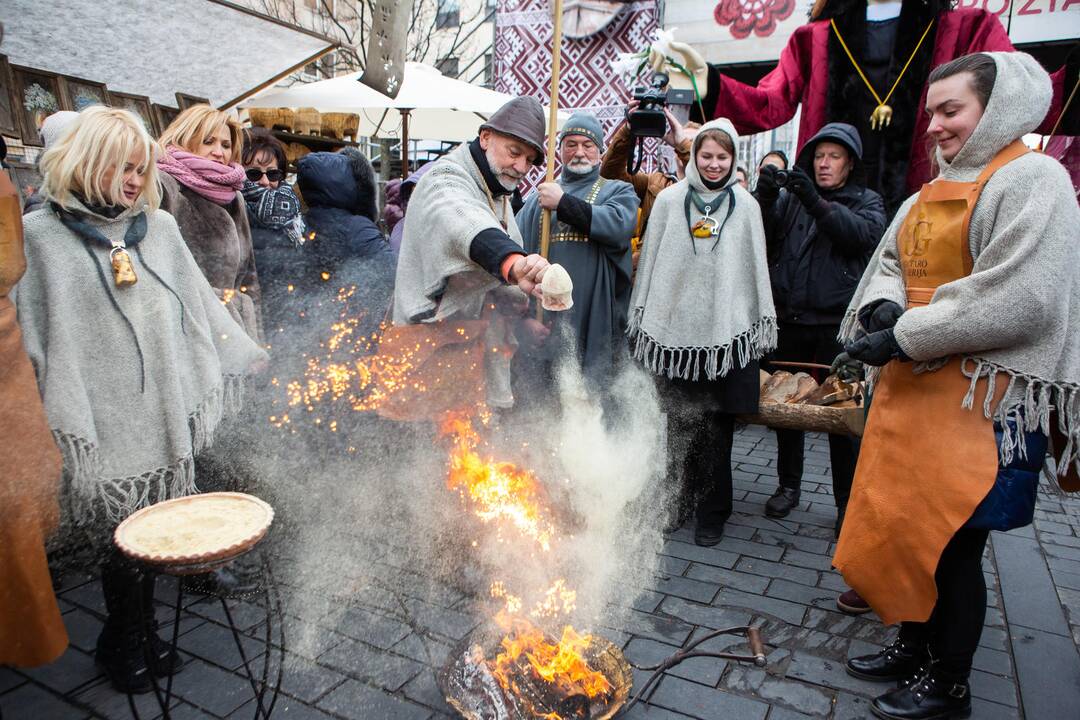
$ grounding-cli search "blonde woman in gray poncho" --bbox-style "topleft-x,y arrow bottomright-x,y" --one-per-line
15,107 -> 267,694
628,118 -> 777,547
833,52 -> 1080,720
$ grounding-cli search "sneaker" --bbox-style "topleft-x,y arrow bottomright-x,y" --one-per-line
764,486 -> 800,518
837,588 -> 872,614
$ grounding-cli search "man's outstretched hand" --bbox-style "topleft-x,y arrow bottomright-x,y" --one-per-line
508,253 -> 550,299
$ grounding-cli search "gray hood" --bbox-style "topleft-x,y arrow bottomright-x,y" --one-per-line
938,52 -> 1051,181
685,118 -> 741,195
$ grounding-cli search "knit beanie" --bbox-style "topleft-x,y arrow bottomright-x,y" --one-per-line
558,112 -> 605,152
479,97 -> 547,166
39,111 -> 79,149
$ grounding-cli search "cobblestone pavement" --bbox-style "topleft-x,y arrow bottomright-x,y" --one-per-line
3,425 -> 1080,720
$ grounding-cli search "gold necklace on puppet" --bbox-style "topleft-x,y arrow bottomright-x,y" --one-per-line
830,18 -> 935,131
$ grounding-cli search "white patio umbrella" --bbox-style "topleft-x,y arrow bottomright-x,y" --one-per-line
243,62 -> 570,173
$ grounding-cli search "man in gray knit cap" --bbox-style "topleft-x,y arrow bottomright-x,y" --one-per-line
390,96 -> 554,415
518,111 -> 638,384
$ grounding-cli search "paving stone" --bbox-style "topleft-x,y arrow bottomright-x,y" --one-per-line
185,598 -> 269,634
786,652 -> 884,697
232,696 -> 338,718
624,637 -> 726,686
0,666 -> 25,694
170,659 -> 259,717
661,540 -> 739,569
722,666 -> 833,717
649,573 -> 720,604
979,625 -> 1009,653
764,580 -> 836,610
619,701 -> 696,719
816,572 -> 848,593
1051,569 -> 1080,591
606,608 -> 695,646
177,619 -> 271,673
276,654 -> 347,704
972,645 -> 1013,677
1,683 -> 90,720
325,606 -> 412,649
726,512 -> 800,536
969,698 -> 1022,720
317,639 -> 425,692
779,550 -> 835,573
62,607 -> 105,653
401,669 -> 453,713
754,530 -> 832,556
1046,554 -> 1080,575
830,691 -> 875,720
648,675 -> 769,720
992,533 -> 1071,635
392,633 -> 454,667
736,558 -> 819,588
61,582 -> 108,616
685,563 -> 770,594
18,647 -> 102,694
317,679 -> 432,720
970,669 -> 1019,707
766,707 -> 816,719
1009,625 -> 1080,720
713,587 -> 807,625
657,555 -> 692,576
72,676 -> 182,719
167,701 -> 219,719
403,599 -> 478,641
657,596 -> 752,631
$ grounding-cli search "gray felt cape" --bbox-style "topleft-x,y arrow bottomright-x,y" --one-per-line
841,52 -> 1080,476
518,164 -> 638,375
392,143 -> 527,408
628,118 -> 777,381
16,199 -> 267,523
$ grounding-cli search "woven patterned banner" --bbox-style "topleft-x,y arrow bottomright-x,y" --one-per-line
494,0 -> 660,185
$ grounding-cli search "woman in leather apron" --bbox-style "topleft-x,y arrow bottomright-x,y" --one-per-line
833,52 -> 1080,720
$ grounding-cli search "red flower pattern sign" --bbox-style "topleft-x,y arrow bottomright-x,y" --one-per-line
714,0 -> 796,39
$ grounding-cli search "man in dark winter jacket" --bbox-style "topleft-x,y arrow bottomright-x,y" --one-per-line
756,122 -> 886,530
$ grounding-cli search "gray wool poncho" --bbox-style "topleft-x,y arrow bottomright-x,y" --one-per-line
841,52 -> 1080,477
16,199 -> 267,523
628,118 -> 777,381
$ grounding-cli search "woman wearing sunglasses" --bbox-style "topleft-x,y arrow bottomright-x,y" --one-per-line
241,127 -> 306,338
158,105 -> 262,342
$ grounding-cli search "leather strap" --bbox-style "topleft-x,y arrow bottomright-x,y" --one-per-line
959,140 -> 1030,274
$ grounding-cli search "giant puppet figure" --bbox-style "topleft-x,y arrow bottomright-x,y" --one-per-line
704,0 -> 1075,216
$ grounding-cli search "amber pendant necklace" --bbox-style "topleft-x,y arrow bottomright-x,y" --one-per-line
830,18 -> 936,130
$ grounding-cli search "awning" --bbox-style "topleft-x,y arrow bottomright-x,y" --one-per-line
3,0 -> 337,108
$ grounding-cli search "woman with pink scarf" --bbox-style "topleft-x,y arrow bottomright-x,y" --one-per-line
158,105 -> 262,342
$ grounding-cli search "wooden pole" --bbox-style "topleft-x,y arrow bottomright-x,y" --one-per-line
400,109 -> 411,180
536,0 -> 564,321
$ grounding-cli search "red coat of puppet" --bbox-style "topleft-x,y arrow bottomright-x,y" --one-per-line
711,1 -> 1071,214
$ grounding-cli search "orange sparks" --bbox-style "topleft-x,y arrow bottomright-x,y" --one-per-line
440,413 -> 556,551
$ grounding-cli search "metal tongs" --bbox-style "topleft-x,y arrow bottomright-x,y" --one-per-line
618,625 -> 767,716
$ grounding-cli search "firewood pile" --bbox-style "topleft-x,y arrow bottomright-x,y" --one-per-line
739,370 -> 866,437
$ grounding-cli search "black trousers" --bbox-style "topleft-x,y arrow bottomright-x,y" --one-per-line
668,409 -> 736,529
770,322 -> 859,510
899,527 -> 990,681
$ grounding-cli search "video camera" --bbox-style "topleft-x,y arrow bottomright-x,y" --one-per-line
626,72 -> 695,174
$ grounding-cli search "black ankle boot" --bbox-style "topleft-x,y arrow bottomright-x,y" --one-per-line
871,671 -> 971,719
141,575 -> 184,678
765,486 -> 800,518
97,559 -> 152,694
847,638 -> 928,682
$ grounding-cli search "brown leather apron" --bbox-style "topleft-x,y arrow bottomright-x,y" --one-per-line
833,141 -> 1029,625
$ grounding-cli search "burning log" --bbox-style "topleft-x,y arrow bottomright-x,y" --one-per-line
440,619 -> 632,720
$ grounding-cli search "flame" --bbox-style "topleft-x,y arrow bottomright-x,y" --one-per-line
441,413 -> 556,551
491,615 -> 612,702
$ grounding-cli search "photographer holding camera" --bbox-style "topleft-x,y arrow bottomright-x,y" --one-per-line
757,122 -> 886,536
601,102 -> 699,270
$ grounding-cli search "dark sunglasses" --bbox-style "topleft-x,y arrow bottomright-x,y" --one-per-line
246,168 -> 284,183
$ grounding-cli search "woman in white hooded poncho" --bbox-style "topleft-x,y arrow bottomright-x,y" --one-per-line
834,53 -> 1080,720
16,107 -> 267,694
628,118 -> 777,547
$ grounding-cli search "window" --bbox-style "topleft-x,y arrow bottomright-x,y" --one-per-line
436,0 -> 460,29
486,0 -> 498,14
319,51 -> 336,78
302,61 -> 320,80
437,56 -> 460,77
483,53 -> 493,88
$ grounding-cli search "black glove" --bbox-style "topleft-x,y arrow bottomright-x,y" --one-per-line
845,328 -> 909,367
787,166 -> 821,208
829,352 -> 864,382
857,299 -> 905,334
755,164 -> 781,200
